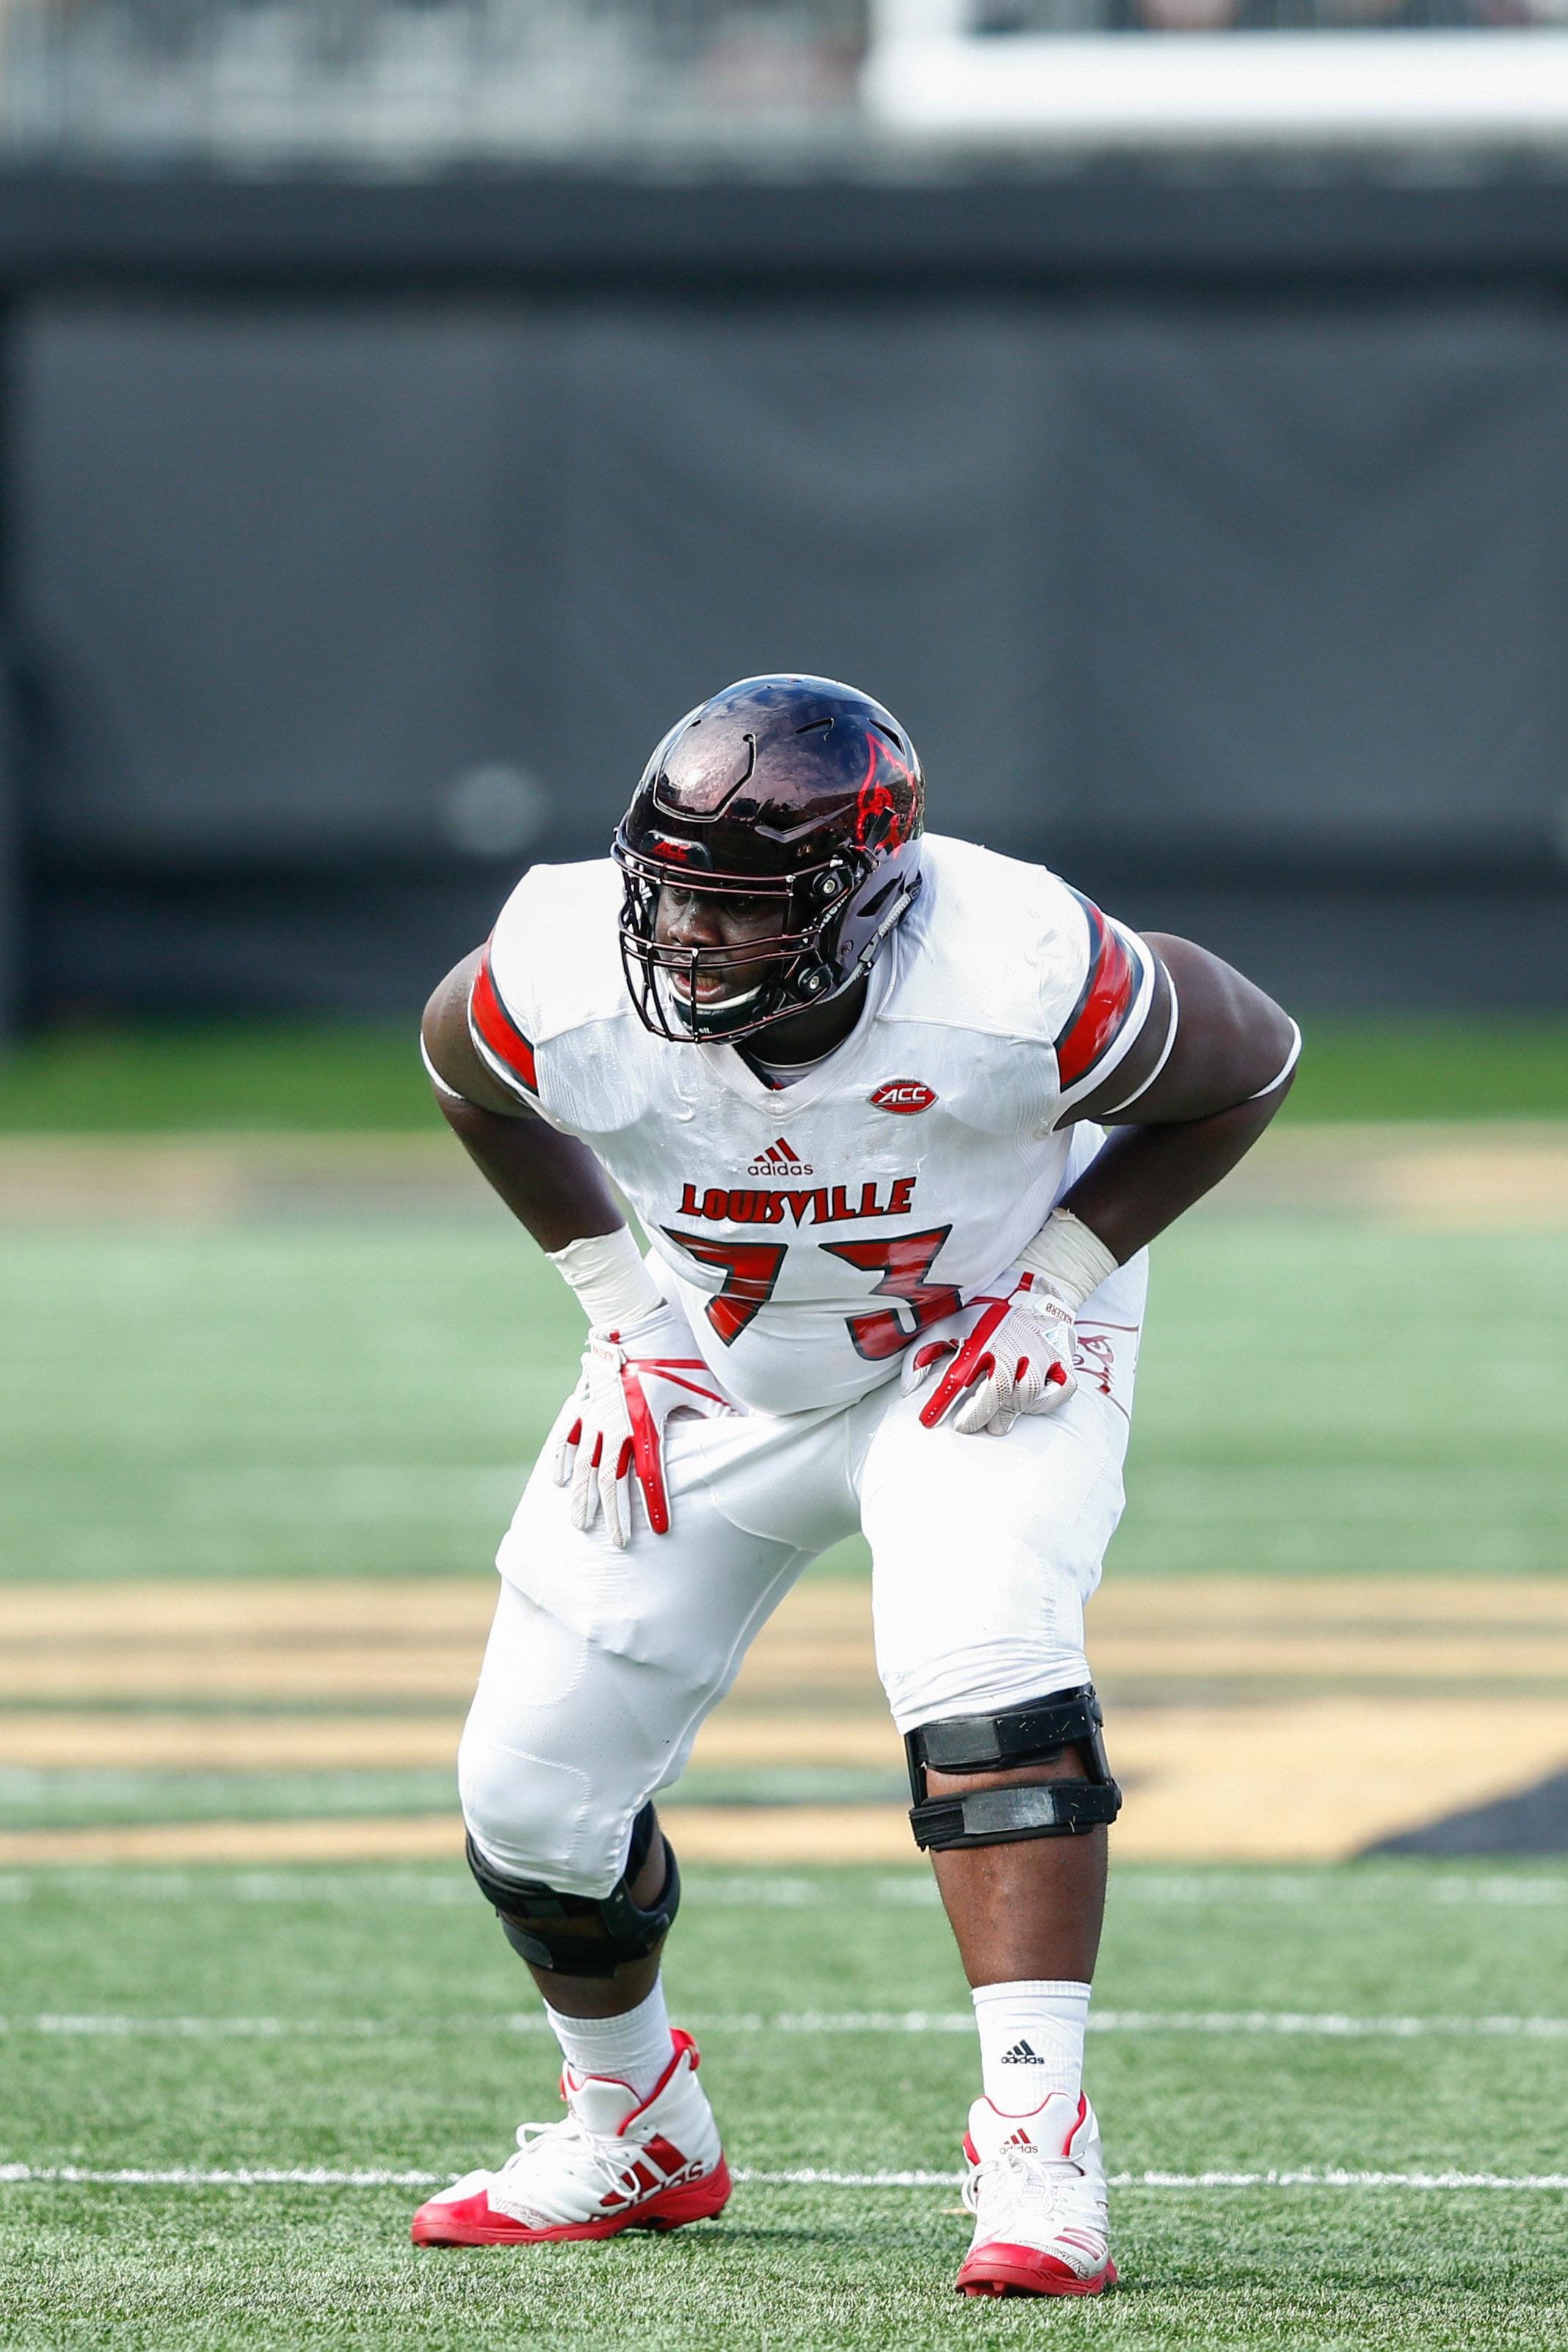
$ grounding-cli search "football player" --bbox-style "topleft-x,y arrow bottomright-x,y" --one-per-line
412,676 -> 1298,2296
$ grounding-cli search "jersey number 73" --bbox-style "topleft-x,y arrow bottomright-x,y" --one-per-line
660,1225 -> 960,1359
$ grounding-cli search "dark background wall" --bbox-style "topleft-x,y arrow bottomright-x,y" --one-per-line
6,174 -> 1568,1023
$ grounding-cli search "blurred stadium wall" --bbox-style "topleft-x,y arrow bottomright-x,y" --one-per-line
1,0 -> 1567,1030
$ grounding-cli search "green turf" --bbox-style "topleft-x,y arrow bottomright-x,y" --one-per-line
4,1214 -> 1564,1586
0,1027 -> 435,1133
2,1016 -> 1568,1130
1285,1020 -> 1568,1125
1,1862 -> 1564,2349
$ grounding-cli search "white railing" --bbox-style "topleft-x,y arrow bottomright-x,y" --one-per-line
865,0 -> 1568,148
2,0 -> 1564,164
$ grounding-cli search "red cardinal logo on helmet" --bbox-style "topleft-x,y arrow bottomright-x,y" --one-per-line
854,732 -> 917,852
855,778 -> 901,850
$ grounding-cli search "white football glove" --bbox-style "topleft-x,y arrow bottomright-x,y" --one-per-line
552,1299 -> 730,1547
900,1272 -> 1077,1437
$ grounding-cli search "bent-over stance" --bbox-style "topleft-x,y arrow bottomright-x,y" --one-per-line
411,675 -> 1298,2296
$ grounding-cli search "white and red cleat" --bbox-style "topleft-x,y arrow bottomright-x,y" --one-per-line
410,2029 -> 730,2247
955,2088 -> 1117,2298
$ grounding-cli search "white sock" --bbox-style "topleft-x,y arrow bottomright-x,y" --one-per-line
972,1979 -> 1091,2113
543,1977 -> 675,2106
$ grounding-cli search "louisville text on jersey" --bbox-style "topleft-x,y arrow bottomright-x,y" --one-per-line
676,1177 -> 917,1227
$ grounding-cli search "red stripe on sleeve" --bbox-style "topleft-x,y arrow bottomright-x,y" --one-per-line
1055,904 -> 1138,1090
470,949 -> 539,1095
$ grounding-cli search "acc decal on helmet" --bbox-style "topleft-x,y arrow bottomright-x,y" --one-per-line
612,675 -> 925,1044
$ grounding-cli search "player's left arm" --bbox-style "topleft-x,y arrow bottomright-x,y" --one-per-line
910,933 -> 1296,1437
1056,932 -> 1298,1262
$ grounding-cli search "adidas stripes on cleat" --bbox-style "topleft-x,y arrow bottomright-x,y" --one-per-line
410,2029 -> 730,2246
955,2088 -> 1117,2298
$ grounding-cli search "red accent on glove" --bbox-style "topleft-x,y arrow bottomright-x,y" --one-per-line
918,1296 -> 1012,1429
620,1362 -> 670,1536
917,1298 -> 1069,1429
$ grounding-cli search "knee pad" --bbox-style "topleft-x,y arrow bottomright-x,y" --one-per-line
466,1801 -> 680,1977
904,1685 -> 1122,1851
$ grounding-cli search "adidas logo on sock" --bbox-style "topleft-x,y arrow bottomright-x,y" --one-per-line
1000,2039 -> 1042,2065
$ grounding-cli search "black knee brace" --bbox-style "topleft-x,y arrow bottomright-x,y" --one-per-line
905,1685 -> 1122,1851
465,1802 -> 680,1977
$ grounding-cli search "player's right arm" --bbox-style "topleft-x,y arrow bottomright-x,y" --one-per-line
423,948 -> 725,1547
421,946 -> 624,1250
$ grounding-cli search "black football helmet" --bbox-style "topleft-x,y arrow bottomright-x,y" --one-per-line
613,675 -> 925,1043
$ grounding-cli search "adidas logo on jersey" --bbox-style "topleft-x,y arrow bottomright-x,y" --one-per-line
747,1136 -> 813,1177
1000,2040 -> 1044,2066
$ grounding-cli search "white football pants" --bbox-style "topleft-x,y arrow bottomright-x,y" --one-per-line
460,1252 -> 1147,1898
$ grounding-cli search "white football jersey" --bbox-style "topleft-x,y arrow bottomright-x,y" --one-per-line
471,834 -> 1158,1417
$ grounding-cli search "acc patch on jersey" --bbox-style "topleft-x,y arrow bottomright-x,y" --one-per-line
869,1079 -> 937,1115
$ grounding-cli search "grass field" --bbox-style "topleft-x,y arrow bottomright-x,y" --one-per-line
2,1015 -> 1568,1130
3,1862 -> 1566,2350
1,1037 -> 1565,2345
4,1197 -> 1564,1586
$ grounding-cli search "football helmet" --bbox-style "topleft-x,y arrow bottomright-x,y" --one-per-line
612,675 -> 925,1043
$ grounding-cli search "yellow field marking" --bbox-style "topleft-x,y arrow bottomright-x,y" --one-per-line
0,1139 -> 251,1222
0,1710 -> 904,1774
663,1807 -> 914,1865
1089,1578 -> 1568,1685
1092,1578 -> 1568,1627
1375,1144 -> 1568,1228
0,1135 -> 465,1223
694,1716 -> 902,1768
4,1580 -> 1565,1860
1112,1697 -> 1568,1860
1100,1638 -> 1568,1680
0,1578 -> 496,1703
1,1685 -> 1564,1866
3,1577 -> 1567,1707
0,1716 -> 465,1771
6,1572 -> 1564,1645
0,1817 -> 469,1867
4,1123 -> 1566,1226
0,1809 -> 921,1870
0,1578 -> 496,1638
1,1650 -> 488,1702
1208,1120 -> 1568,1227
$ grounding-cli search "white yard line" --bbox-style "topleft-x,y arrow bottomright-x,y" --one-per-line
1106,1873 -> 1568,1909
1,2162 -> 1564,2193
4,2006 -> 1567,2047
4,2008 -> 1564,2041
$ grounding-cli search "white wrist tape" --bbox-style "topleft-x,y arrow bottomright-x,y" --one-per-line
548,1227 -> 664,1332
1017,1208 -> 1120,1314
